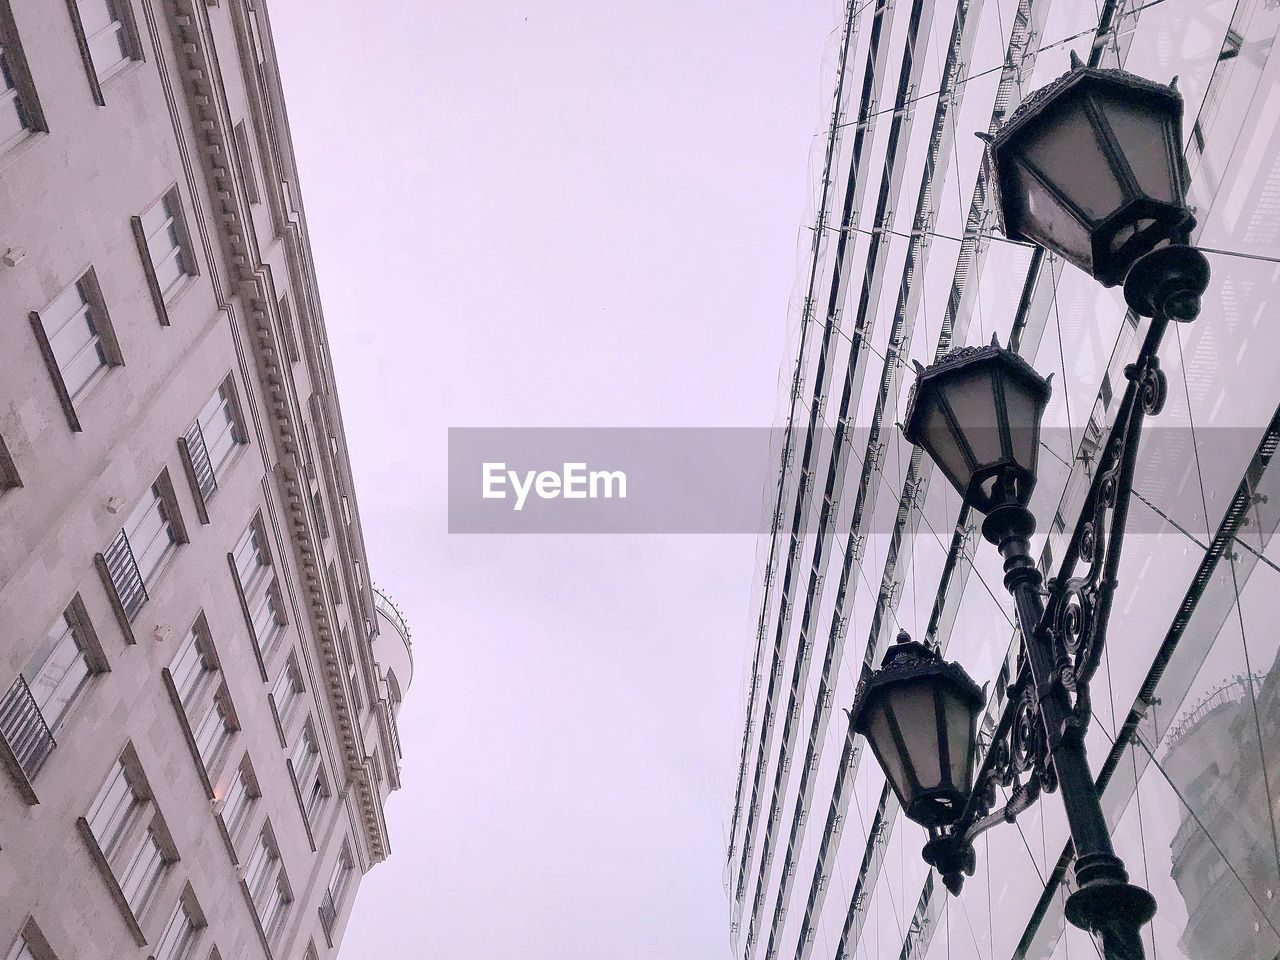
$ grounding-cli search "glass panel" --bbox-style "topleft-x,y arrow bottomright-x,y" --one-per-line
118,830 -> 165,913
87,23 -> 128,78
1095,92 -> 1179,204
1010,160 -> 1095,270
890,682 -> 943,792
1021,97 -> 1128,220
867,703 -> 914,805
23,613 -> 90,728
87,760 -> 138,856
940,370 -> 1002,470
76,0 -> 116,35
919,398 -> 970,495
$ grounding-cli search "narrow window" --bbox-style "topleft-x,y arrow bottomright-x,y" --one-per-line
0,2 -> 46,154
289,723 -> 318,786
249,586 -> 283,655
0,597 -> 102,784
116,826 -> 168,915
244,828 -> 291,938
133,188 -> 196,323
270,654 -> 302,728
218,757 -> 258,840
98,472 -> 186,638
68,0 -> 141,100
182,379 -> 246,516
232,516 -> 270,589
153,894 -> 201,960
169,623 -> 214,710
319,845 -> 351,940
190,684 -> 235,772
30,270 -> 123,431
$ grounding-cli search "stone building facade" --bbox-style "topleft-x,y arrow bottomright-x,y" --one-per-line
0,0 -> 412,958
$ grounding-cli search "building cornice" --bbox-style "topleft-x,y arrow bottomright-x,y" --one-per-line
161,0 -> 388,862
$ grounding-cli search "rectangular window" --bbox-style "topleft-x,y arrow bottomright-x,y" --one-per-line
98,473 -> 185,632
304,768 -> 328,826
290,723 -> 317,787
22,605 -> 95,728
311,489 -> 328,538
219,759 -> 257,838
232,517 -> 269,590
0,5 -> 44,154
169,624 -> 213,710
319,845 -> 351,939
30,271 -> 122,430
84,749 -> 176,926
270,654 -> 302,727
249,587 -> 283,654
71,0 -> 140,91
328,561 -> 342,606
86,758 -> 140,859
183,380 -> 245,512
232,121 -> 260,204
117,827 -> 167,915
154,896 -> 199,960
244,828 -> 291,937
124,479 -> 178,585
191,685 -> 234,771
133,188 -> 196,324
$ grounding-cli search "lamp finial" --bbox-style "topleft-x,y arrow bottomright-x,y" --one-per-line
1069,49 -> 1085,70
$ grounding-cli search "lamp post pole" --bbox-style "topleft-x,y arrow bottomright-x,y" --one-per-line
983,496 -> 1154,959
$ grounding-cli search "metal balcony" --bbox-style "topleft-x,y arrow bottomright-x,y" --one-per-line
184,420 -> 217,503
318,890 -> 338,942
103,528 -> 147,620
0,675 -> 56,780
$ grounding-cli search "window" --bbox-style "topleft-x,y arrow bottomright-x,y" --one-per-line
169,623 -> 214,710
0,4 -> 45,154
30,270 -> 122,431
218,757 -> 258,839
191,685 -> 235,771
328,561 -> 342,605
249,587 -> 283,654
311,489 -> 328,538
319,845 -> 351,940
154,894 -> 202,960
232,517 -> 269,590
279,295 -> 300,363
117,827 -> 167,915
69,0 -> 141,99
99,474 -> 186,632
87,757 -> 141,858
84,749 -> 176,925
289,723 -> 318,787
232,121 -> 260,204
133,189 -> 196,323
243,828 -> 291,939
303,767 -> 328,826
3,923 -> 54,960
270,654 -> 302,729
0,598 -> 102,786
183,380 -> 246,514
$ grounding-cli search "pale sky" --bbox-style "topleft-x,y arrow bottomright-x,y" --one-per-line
268,3 -> 837,956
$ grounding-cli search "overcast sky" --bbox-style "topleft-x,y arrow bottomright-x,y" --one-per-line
268,3 -> 837,956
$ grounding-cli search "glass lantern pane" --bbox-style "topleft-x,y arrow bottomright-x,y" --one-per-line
1022,98 -> 1128,220
889,682 -> 943,792
942,687 -> 980,796
940,369 -> 1003,470
1000,375 -> 1044,477
918,398 -> 972,496
1011,160 -> 1096,271
1093,92 -> 1179,203
867,703 -> 915,806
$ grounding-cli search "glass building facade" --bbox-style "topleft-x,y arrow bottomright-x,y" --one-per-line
727,0 -> 1280,958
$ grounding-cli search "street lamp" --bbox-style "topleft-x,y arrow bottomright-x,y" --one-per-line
850,56 -> 1212,960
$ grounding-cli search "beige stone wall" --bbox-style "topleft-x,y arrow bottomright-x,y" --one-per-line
0,0 -> 406,957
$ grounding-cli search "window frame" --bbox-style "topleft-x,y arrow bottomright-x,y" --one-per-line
0,0 -> 47,157
29,268 -> 124,432
232,120 -> 260,204
65,0 -> 143,105
180,376 -> 248,522
131,186 -> 198,325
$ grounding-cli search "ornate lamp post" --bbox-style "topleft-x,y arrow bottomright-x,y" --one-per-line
849,56 -> 1211,960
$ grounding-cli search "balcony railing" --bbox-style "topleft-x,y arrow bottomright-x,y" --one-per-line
184,420 -> 217,503
0,675 -> 56,780
318,890 -> 338,942
103,528 -> 147,620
